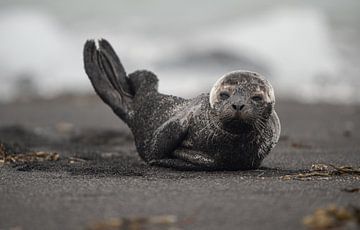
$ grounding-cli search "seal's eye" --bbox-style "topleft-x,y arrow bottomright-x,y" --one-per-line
219,92 -> 230,100
251,95 -> 263,102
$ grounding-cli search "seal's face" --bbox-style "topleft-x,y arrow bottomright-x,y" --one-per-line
209,71 -> 275,134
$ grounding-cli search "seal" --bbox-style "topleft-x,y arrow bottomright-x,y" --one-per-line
83,39 -> 281,171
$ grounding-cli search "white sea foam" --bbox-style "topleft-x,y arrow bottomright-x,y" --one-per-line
0,6 -> 358,103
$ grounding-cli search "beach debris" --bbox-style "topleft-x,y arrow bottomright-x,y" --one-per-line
0,143 -> 59,165
327,164 -> 360,175
0,144 -> 5,165
87,215 -> 179,230
303,204 -> 360,229
3,151 -> 59,164
280,163 -> 360,181
342,188 -> 360,193
68,156 -> 87,164
0,142 -> 89,166
311,163 -> 329,171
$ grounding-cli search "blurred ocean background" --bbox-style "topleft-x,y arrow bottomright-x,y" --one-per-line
0,0 -> 359,103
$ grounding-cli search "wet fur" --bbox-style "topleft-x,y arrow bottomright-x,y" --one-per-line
83,39 -> 281,171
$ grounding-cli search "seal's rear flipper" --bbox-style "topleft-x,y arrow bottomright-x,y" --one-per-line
83,39 -> 133,121
97,39 -> 133,96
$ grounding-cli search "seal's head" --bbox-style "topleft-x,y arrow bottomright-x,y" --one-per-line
209,70 -> 275,134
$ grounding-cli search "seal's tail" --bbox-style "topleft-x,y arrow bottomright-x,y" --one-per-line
83,39 -> 134,121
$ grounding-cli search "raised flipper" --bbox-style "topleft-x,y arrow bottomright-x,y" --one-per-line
83,39 -> 133,121
97,39 -> 133,96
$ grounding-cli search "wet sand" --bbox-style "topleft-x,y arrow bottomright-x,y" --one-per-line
0,96 -> 359,230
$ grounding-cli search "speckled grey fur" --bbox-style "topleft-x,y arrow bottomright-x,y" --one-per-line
83,39 -> 281,171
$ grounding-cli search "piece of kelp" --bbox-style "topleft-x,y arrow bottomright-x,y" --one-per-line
280,163 -> 360,181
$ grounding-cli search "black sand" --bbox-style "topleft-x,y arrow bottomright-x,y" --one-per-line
0,96 -> 359,230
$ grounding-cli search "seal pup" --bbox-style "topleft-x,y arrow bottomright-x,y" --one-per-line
83,39 -> 281,171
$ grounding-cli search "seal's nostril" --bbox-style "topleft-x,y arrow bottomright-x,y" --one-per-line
232,104 -> 245,111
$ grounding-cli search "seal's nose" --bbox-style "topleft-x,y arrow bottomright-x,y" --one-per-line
231,104 -> 245,111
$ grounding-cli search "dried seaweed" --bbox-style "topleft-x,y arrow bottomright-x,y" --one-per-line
311,163 -> 329,172
4,151 -> 59,164
0,143 -> 5,165
0,143 -> 59,165
303,204 -> 359,229
281,163 -> 360,181
328,164 -> 360,175
87,215 -> 178,230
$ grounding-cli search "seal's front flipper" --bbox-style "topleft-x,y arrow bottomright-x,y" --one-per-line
146,119 -> 188,161
145,103 -> 201,164
83,39 -> 133,121
173,149 -> 217,169
146,117 -> 219,171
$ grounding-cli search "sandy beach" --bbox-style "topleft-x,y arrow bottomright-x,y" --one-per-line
0,96 -> 359,230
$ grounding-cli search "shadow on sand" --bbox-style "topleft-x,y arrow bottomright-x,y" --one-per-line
1,125 -> 307,178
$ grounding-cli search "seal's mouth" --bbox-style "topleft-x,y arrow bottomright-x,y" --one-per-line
229,109 -> 252,122
233,111 -> 244,120
221,116 -> 253,133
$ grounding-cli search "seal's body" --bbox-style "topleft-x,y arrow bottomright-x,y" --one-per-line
84,39 -> 280,170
